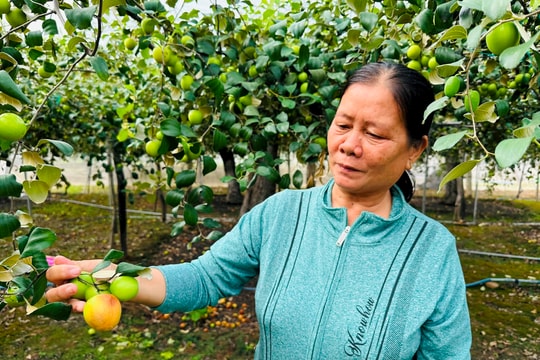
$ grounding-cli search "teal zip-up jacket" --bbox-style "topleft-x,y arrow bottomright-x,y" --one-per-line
156,180 -> 472,359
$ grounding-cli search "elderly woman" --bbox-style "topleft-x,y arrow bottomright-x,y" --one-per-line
47,62 -> 471,359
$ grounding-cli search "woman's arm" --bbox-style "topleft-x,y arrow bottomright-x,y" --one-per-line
45,255 -> 166,311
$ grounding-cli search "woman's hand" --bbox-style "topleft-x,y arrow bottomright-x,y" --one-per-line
45,255 -> 104,312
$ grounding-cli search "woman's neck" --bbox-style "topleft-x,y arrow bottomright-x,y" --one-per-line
331,186 -> 393,224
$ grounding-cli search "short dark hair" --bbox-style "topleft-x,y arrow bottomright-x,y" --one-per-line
343,62 -> 435,147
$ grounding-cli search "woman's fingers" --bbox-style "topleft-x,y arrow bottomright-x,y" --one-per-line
45,283 -> 86,312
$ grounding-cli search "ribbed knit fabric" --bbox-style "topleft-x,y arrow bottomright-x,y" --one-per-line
155,180 -> 471,359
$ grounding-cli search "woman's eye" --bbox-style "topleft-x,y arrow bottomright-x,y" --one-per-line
367,132 -> 384,139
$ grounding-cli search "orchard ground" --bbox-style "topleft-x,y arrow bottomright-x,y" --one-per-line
1,161 -> 539,359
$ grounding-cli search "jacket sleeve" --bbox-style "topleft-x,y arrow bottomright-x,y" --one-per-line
417,243 -> 472,360
152,200 -> 265,314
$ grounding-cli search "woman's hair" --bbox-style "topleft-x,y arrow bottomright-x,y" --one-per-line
342,62 -> 435,147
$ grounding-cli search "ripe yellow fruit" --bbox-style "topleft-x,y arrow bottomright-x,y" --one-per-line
406,44 -> 422,60
0,113 -> 27,141
83,294 -> 122,331
486,22 -> 520,56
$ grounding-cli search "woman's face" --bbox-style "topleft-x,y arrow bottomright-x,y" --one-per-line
327,82 -> 426,199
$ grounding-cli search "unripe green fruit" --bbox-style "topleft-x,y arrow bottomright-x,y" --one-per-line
188,109 -> 203,125
124,37 -> 137,50
0,0 -> 10,14
486,22 -> 520,56
145,139 -> 162,157
0,113 -> 27,141
6,8 -> 27,27
298,71 -> 308,82
464,90 -> 480,112
406,44 -> 422,60
180,75 -> 194,90
110,276 -> 139,302
444,76 -> 461,97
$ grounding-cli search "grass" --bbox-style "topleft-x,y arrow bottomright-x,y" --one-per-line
1,191 -> 539,359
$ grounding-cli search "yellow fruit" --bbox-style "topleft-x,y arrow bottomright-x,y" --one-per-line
406,44 -> 422,60
486,22 -> 520,56
0,113 -> 27,141
124,37 -> 137,50
6,8 -> 26,27
83,294 -> 122,331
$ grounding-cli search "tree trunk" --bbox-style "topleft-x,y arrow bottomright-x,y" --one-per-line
442,158 -> 458,205
239,143 -> 278,216
453,175 -> 466,222
113,150 -> 129,257
220,149 -> 243,204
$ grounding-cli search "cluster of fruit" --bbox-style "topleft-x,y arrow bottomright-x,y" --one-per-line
71,272 -> 139,332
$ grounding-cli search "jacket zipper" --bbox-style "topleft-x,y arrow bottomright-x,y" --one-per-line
336,226 -> 350,246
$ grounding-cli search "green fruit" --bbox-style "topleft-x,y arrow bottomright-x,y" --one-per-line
298,71 -> 308,82
0,0 -> 10,14
6,8 -> 26,27
188,109 -> 203,125
486,22 -> 520,56
444,75 -> 461,97
84,282 -> 110,300
124,37 -> 137,50
110,276 -> 139,302
152,46 -> 172,64
313,136 -> 327,149
427,57 -> 438,70
300,82 -> 309,93
38,66 -> 53,78
207,56 -> 221,66
145,139 -> 162,157
239,94 -> 252,106
0,113 -> 27,141
180,75 -> 194,90
71,273 -> 94,300
248,65 -> 258,77
141,18 -> 155,35
407,60 -> 422,71
406,44 -> 422,60
464,90 -> 480,112
4,285 -> 25,307
181,35 -> 195,47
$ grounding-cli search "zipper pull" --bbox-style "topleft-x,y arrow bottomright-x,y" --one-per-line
336,226 -> 350,246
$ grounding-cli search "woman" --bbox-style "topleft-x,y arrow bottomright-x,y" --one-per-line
46,62 -> 472,359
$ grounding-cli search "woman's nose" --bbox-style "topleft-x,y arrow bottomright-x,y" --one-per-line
339,133 -> 362,157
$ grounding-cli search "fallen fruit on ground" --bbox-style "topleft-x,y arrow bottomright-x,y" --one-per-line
83,293 -> 122,331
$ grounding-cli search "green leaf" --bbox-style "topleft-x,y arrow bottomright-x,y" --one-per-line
499,32 -> 540,70
36,139 -> 74,156
482,0 -> 511,21
346,0 -> 367,13
22,180 -> 50,204
165,189 -> 184,207
36,164 -> 62,187
42,19 -> 59,35
289,19 -> 307,38
256,166 -> 280,183
292,169 -> 303,189
0,213 -> 21,238
170,221 -> 185,237
0,174 -> 23,198
438,159 -> 481,191
465,101 -> 498,123
25,31 -> 43,47
212,129 -> 228,152
175,169 -> 196,188
424,96 -> 449,123
359,11 -> 378,32
161,119 -> 182,137
65,6 -> 97,30
90,56 -> 109,81
202,156 -> 217,176
103,249 -> 124,262
20,227 -> 57,258
432,130 -> 468,152
116,262 -> 149,277
29,301 -> 72,321
0,70 -> 30,104
206,230 -> 224,241
183,203 -> 198,226
495,137 -> 533,168
433,25 -> 467,46
202,218 -> 221,229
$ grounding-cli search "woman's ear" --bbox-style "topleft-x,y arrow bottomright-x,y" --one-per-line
407,135 -> 428,169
